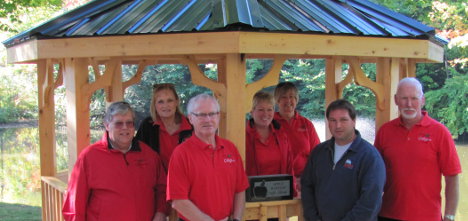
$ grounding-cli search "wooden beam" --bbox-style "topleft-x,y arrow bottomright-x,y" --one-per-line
221,54 -> 246,161
37,59 -> 57,178
325,57 -> 343,140
408,59 -> 417,77
375,58 -> 399,131
7,32 -> 444,63
64,58 -> 91,172
108,61 -> 123,102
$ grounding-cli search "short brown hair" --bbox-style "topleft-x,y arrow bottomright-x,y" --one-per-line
326,99 -> 356,120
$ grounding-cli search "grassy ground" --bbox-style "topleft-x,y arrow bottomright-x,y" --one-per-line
0,202 -> 41,221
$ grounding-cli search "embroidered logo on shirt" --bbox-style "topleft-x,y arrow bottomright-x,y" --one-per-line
224,154 -> 236,163
297,126 -> 307,132
344,159 -> 354,169
418,134 -> 432,142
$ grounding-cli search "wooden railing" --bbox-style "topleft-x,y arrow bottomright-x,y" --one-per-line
40,176 -> 303,221
41,176 -> 67,221
245,199 -> 303,221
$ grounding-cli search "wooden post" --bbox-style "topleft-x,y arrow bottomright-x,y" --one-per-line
408,59 -> 417,77
325,57 -> 342,139
375,58 -> 399,131
107,61 -> 124,103
220,54 -> 246,160
64,58 -> 91,173
37,60 -> 57,221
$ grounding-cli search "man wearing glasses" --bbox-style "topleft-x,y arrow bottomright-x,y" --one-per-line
63,101 -> 168,221
167,94 -> 249,221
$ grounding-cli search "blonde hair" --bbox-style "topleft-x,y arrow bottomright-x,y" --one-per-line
251,91 -> 275,111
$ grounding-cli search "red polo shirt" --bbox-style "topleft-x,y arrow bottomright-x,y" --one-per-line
167,135 -> 249,220
155,116 -> 192,170
245,122 -> 293,176
274,112 -> 320,176
374,112 -> 461,221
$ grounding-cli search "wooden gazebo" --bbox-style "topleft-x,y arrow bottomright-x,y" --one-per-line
3,0 -> 444,220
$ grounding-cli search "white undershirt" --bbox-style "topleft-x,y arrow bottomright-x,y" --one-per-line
334,142 -> 352,164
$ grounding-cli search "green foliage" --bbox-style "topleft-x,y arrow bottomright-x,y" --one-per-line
0,0 -> 62,32
123,64 -> 212,122
0,128 -> 41,206
280,59 -> 326,118
425,71 -> 468,139
0,65 -> 37,123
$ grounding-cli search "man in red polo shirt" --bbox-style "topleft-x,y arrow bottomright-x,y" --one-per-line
374,77 -> 461,221
167,94 -> 249,221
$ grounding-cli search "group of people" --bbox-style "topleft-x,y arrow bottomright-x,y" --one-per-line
62,77 -> 461,221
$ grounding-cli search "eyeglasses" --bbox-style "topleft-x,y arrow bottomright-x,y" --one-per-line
190,112 -> 219,119
112,121 -> 135,129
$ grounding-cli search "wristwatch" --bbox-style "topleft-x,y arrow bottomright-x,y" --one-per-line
444,214 -> 455,221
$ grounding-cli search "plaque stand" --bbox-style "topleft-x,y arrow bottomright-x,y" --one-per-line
244,199 -> 304,221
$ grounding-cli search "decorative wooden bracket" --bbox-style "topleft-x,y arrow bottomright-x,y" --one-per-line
42,59 -> 64,107
122,60 -> 150,91
347,58 -> 385,110
81,58 -> 121,101
184,55 -> 226,98
244,55 -> 287,112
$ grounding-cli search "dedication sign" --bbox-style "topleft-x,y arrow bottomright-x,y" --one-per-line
246,174 -> 293,202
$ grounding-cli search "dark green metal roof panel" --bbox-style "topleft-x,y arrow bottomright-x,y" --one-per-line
3,0 -> 445,47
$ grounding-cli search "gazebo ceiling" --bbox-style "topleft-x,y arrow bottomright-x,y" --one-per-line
3,0 -> 446,63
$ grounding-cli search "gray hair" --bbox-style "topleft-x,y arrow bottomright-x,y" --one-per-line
397,77 -> 424,98
187,94 -> 220,114
274,82 -> 299,103
103,101 -> 135,124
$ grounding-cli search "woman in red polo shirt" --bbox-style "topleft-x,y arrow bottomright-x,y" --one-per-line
136,83 -> 192,171
246,91 -> 293,176
273,82 -> 321,194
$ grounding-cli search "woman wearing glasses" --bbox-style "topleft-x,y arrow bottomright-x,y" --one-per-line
246,91 -> 293,177
136,83 -> 192,171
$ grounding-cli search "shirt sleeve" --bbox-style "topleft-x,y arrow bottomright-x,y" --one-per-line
234,150 -> 250,193
437,125 -> 462,176
62,156 -> 90,221
166,148 -> 190,201
154,154 -> 168,214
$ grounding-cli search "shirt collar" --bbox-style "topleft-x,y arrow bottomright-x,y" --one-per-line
153,115 -> 192,132
189,134 -> 224,150
397,111 -> 430,127
104,132 -> 141,153
274,111 -> 299,121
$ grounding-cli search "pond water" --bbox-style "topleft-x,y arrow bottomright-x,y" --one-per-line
0,126 -> 467,219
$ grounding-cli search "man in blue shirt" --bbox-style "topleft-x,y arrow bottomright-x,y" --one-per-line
301,99 -> 386,221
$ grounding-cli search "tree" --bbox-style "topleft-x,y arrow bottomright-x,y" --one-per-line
0,0 -> 62,32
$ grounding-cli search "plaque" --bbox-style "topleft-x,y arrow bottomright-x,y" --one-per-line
246,174 -> 293,202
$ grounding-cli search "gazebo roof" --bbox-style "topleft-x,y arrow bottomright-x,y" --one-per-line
3,0 -> 444,48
